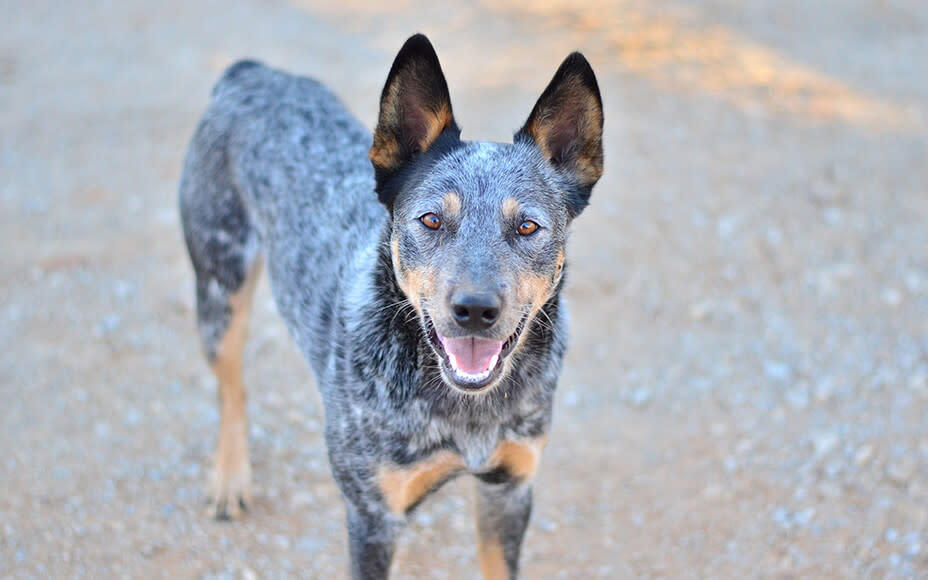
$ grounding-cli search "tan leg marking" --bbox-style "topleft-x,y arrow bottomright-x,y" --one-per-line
502,197 -> 521,221
376,451 -> 465,515
477,537 -> 508,580
208,259 -> 262,520
489,437 -> 548,481
475,437 -> 547,579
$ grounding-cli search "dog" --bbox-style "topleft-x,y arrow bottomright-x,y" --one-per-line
179,33 -> 603,579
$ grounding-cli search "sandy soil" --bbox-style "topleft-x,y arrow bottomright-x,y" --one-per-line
2,0 -> 927,578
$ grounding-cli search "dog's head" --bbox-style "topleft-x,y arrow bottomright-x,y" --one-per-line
370,34 -> 603,393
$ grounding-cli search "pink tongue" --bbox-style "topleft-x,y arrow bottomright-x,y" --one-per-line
438,335 -> 504,374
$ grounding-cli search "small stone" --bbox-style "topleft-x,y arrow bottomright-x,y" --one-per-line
291,492 -> 314,507
536,518 -> 558,533
885,528 -> 899,542
125,407 -> 142,426
908,373 -> 928,396
823,207 -> 842,225
241,568 -> 258,580
702,484 -> 723,500
763,360 -> 792,382
723,456 -> 738,473
689,300 -> 713,321
812,431 -> 839,457
785,386 -> 809,409
563,391 -> 579,407
824,460 -> 843,479
766,226 -> 783,245
629,387 -> 651,407
717,215 -> 737,239
94,313 -> 121,337
772,507 -> 791,529
903,271 -> 924,293
296,535 -> 323,553
113,280 -> 136,300
886,460 -> 915,486
817,482 -> 841,499
854,444 -> 874,466
809,179 -> 844,204
813,377 -> 837,402
722,264 -> 738,281
415,512 -> 434,526
882,288 -> 903,307
273,535 -> 291,549
794,508 -> 815,527
94,421 -> 111,438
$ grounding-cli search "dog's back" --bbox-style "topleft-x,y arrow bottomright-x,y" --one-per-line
180,60 -> 385,370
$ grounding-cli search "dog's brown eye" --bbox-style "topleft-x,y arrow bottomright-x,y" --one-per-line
420,212 -> 442,230
517,220 -> 539,236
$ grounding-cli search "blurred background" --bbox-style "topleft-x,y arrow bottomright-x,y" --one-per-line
2,0 -> 927,577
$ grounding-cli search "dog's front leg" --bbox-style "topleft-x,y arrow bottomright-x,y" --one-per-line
475,479 -> 533,580
345,502 -> 400,580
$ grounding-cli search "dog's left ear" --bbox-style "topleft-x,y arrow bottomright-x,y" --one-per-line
370,34 -> 459,207
516,53 -> 604,217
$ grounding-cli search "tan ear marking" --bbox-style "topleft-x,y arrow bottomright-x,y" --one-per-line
369,135 -> 401,172
419,103 -> 453,152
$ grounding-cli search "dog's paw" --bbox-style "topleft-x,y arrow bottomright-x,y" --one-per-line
206,456 -> 252,521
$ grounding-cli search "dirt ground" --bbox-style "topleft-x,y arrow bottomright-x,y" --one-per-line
2,0 -> 927,578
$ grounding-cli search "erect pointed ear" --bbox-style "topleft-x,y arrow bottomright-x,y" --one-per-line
516,52 -> 604,216
369,34 -> 459,206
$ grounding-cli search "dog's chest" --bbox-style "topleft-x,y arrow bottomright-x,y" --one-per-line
453,430 -> 501,472
440,424 -> 546,480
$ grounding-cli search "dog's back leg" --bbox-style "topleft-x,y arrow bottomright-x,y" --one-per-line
180,135 -> 262,519
198,255 -> 261,520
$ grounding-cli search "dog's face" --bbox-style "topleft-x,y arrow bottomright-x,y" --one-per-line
370,35 -> 603,393
389,142 -> 570,390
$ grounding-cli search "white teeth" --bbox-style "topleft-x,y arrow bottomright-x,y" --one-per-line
455,369 -> 492,382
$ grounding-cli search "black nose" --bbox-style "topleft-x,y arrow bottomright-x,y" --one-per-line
451,292 -> 501,331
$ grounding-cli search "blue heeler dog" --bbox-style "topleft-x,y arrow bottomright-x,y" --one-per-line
179,33 -> 603,579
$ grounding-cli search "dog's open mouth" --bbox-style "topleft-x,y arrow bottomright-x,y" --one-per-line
425,316 -> 526,391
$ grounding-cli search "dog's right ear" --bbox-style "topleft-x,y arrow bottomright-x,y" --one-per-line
516,52 -> 603,218
370,34 -> 459,207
